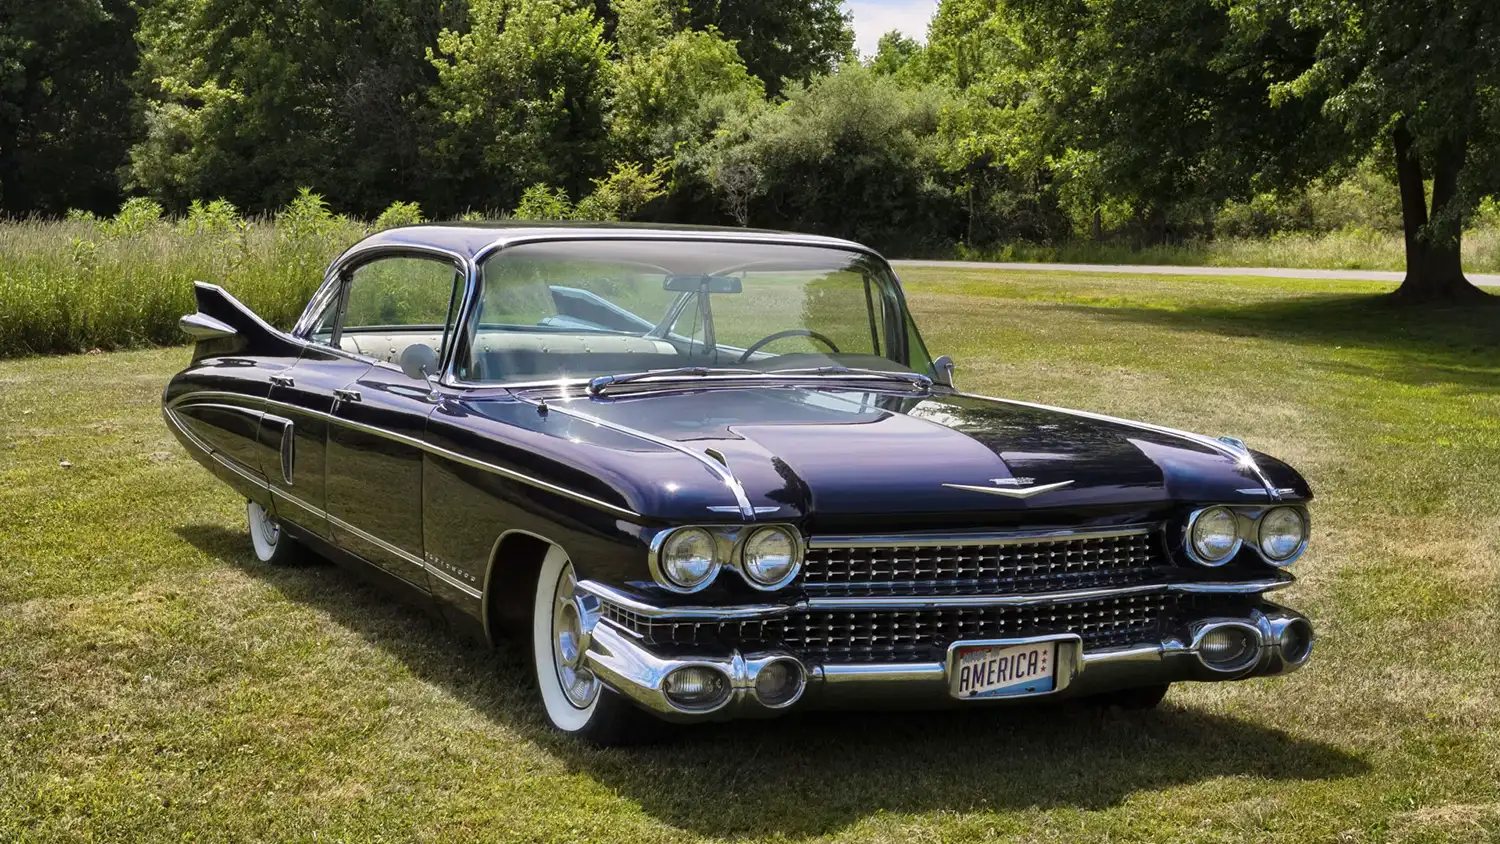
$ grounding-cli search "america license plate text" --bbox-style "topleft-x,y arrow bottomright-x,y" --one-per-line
951,642 -> 1057,699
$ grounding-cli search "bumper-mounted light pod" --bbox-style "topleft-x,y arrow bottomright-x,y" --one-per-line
663,666 -> 730,710
741,526 -> 802,588
654,527 -> 720,592
1257,506 -> 1308,565
1197,625 -> 1260,672
1186,506 -> 1241,566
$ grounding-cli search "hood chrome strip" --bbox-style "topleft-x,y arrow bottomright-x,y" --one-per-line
955,391 -> 1286,499
518,397 -> 758,520
941,480 -> 1075,498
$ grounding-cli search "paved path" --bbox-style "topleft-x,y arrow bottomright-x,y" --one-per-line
892,259 -> 1500,287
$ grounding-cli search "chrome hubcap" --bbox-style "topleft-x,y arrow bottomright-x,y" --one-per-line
551,564 -> 599,709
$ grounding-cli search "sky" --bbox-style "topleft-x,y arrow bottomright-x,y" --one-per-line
844,0 -> 939,57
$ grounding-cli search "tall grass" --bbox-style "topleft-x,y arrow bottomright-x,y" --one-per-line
0,199 -> 367,357
6,199 -> 1499,358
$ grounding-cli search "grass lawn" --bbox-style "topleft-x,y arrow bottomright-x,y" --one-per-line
2,268 -> 1498,842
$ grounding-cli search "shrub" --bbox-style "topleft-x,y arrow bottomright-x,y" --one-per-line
373,201 -> 426,230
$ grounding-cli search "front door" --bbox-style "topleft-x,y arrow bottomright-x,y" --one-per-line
320,253 -> 465,588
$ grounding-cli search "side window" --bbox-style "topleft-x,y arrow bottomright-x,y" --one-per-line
335,256 -> 464,361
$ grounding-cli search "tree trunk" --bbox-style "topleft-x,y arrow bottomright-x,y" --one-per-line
1391,123 -> 1488,302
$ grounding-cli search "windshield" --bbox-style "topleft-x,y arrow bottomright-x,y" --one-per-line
455,239 -> 934,385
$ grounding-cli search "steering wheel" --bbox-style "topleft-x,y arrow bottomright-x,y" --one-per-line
736,329 -> 841,363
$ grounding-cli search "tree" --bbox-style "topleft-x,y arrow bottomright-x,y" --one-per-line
0,0 -> 140,214
1251,0 -> 1499,301
130,0 -> 459,215
609,0 -> 763,161
428,0 -> 615,211
869,31 -> 922,77
679,0 -> 854,94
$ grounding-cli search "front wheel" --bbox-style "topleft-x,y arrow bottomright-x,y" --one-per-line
530,545 -> 664,745
247,500 -> 305,565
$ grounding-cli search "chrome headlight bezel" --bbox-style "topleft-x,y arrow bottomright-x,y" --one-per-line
649,527 -> 722,593
1184,505 -> 1243,567
738,525 -> 804,590
1256,505 -> 1310,566
649,524 -> 805,592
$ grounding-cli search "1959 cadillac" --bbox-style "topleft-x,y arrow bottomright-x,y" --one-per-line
164,223 -> 1315,744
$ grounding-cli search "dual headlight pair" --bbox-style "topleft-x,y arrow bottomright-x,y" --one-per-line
1186,505 -> 1309,567
650,524 -> 803,593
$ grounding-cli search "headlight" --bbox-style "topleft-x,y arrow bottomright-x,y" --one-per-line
741,526 -> 801,588
1258,506 -> 1308,564
1187,506 -> 1240,565
655,527 -> 719,591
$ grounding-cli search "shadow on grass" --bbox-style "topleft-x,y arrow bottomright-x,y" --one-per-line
181,524 -> 1366,838
1061,293 -> 1500,392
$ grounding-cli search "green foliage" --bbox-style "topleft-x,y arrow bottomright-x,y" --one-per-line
574,161 -> 669,220
0,0 -> 141,215
677,0 -> 854,94
373,201 -> 427,230
100,198 -> 166,238
512,185 -> 576,221
689,65 -> 959,253
611,16 -> 765,161
869,31 -> 922,77
178,199 -> 245,237
428,0 -> 615,210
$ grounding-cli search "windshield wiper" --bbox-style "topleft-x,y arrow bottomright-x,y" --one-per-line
587,364 -> 933,397
587,367 -> 760,395
767,365 -> 933,391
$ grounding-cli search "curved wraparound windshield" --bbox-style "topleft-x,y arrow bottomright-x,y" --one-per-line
455,240 -> 934,384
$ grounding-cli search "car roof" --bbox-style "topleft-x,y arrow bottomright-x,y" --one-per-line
342,221 -> 884,263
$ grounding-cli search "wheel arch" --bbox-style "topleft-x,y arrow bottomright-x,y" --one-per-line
482,529 -> 566,646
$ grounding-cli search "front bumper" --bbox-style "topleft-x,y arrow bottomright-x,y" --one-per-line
580,601 -> 1313,723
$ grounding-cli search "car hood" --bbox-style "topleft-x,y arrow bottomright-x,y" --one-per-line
452,385 -> 1310,527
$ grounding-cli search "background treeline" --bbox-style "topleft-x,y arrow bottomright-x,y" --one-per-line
3,0 -> 1499,290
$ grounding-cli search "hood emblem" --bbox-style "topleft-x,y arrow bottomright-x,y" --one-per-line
942,478 -> 1075,498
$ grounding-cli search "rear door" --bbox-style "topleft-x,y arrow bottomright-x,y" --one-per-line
322,254 -> 465,588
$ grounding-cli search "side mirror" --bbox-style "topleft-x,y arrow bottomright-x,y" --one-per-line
932,355 -> 957,388
399,343 -> 441,400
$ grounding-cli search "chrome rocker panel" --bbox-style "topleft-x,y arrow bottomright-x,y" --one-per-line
579,598 -> 1314,723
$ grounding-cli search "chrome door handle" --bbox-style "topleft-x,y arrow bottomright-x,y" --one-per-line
269,375 -> 295,388
333,388 -> 362,403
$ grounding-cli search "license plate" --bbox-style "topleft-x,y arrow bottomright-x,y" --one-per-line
950,642 -> 1057,699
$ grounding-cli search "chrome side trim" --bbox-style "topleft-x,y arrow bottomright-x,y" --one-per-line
808,524 -> 1153,550
516,396 -> 755,520
578,574 -> 1293,618
163,406 -> 267,489
179,312 -> 238,339
168,391 -> 640,519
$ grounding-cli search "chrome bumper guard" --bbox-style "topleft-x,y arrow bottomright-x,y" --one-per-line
579,595 -> 1314,722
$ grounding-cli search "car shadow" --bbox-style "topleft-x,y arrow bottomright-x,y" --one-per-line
180,524 -> 1367,838
1058,292 -> 1500,393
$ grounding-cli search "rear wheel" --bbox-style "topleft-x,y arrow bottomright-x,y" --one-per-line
247,500 -> 304,565
530,544 -> 664,745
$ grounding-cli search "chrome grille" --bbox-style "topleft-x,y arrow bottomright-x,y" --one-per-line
802,530 -> 1165,595
604,592 -> 1178,663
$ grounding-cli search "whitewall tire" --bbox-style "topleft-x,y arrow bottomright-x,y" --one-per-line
247,500 -> 303,565
530,544 -> 661,744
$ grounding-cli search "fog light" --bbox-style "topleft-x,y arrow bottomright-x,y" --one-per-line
753,659 -> 805,708
1198,626 -> 1258,671
663,666 -> 729,710
1279,618 -> 1314,665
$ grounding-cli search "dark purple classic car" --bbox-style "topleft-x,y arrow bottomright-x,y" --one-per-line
164,224 -> 1314,744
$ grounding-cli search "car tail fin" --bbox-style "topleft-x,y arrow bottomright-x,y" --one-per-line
179,281 -> 301,359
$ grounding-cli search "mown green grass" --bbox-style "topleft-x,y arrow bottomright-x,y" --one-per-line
2,269 -> 1498,842
968,227 -> 1500,273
